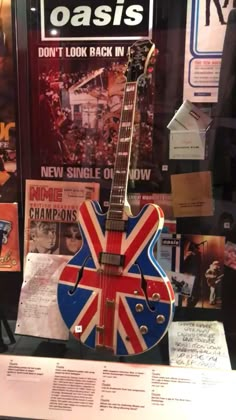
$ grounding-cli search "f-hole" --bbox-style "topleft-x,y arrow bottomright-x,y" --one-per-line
68,256 -> 90,295
136,262 -> 155,311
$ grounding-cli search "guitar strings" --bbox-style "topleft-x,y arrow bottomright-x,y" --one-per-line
99,82 -> 137,349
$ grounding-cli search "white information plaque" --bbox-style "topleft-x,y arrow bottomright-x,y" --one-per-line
0,354 -> 235,419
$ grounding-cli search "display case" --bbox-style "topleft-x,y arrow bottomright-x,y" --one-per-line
0,0 -> 236,418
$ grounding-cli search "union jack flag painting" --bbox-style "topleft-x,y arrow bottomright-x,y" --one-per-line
58,200 -> 175,356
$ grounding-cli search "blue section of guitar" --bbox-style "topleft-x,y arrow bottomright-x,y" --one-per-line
58,202 -> 174,356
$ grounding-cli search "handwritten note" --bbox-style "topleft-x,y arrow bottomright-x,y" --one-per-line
15,253 -> 70,340
168,321 -> 231,370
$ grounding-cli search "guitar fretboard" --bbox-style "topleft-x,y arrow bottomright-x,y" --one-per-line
107,82 -> 137,222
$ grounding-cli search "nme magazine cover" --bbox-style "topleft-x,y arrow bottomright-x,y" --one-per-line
0,202 -> 20,271
27,0 -> 165,198
0,0 -> 17,202
157,233 -> 225,309
24,179 -> 99,260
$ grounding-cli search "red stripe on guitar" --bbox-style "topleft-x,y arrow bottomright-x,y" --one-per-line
118,297 -> 144,354
73,293 -> 98,338
80,202 -> 103,261
124,209 -> 159,269
60,264 -> 172,304
103,298 -> 116,350
60,265 -> 102,288
147,279 -> 174,302
97,271 -> 117,349
59,265 -> 79,285
106,230 -> 123,255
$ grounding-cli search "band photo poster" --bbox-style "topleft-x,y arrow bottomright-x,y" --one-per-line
27,0 -> 166,206
157,233 -> 225,309
183,0 -> 234,102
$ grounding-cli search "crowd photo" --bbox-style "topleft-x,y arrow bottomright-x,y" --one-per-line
37,60 -> 155,171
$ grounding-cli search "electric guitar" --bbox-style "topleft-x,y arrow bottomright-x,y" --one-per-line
57,40 -> 175,356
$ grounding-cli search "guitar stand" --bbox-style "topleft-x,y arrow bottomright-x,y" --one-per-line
0,305 -> 16,353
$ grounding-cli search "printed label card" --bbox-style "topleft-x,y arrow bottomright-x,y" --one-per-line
169,130 -> 206,160
171,171 -> 214,217
167,100 -> 211,161
167,100 -> 212,132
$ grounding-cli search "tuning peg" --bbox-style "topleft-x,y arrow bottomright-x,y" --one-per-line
147,59 -> 156,74
147,66 -> 154,74
149,56 -> 156,65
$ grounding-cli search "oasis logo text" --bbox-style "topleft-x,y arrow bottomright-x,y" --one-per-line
40,0 -> 153,41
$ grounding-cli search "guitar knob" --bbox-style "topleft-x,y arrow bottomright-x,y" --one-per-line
152,293 -> 160,302
140,325 -> 148,335
156,315 -> 165,324
135,303 -> 144,312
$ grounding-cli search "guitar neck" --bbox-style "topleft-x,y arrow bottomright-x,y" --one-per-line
107,81 -> 138,221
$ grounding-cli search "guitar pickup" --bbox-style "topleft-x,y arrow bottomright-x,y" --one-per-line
105,219 -> 126,232
99,252 -> 125,267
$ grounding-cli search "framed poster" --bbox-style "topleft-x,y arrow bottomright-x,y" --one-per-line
183,0 -> 233,102
26,0 -> 160,196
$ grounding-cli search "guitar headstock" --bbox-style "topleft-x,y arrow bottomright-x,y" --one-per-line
125,39 -> 157,82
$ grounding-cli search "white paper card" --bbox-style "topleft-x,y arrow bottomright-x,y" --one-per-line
168,321 -> 231,370
169,131 -> 206,160
167,100 -> 212,132
0,355 -> 236,420
15,253 -> 70,340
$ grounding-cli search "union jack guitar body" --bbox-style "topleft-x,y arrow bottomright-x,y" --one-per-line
58,40 -> 175,356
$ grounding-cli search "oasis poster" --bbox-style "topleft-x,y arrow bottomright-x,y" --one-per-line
26,0 -> 172,204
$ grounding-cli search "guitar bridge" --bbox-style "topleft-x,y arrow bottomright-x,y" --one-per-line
106,299 -> 115,308
96,325 -> 104,333
99,252 -> 125,267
